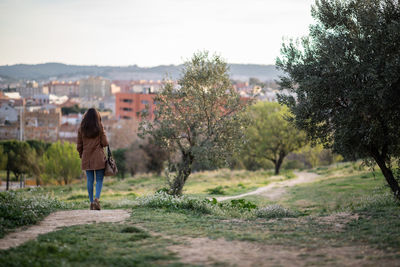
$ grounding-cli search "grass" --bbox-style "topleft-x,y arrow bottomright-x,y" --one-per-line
10,169 -> 279,206
1,162 -> 400,265
0,223 -> 183,267
0,191 -> 68,238
279,170 -> 389,214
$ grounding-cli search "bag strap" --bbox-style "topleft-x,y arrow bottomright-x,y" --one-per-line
107,145 -> 112,158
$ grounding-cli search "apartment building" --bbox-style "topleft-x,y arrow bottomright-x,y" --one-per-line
44,81 -> 79,97
130,80 -> 163,94
115,92 -> 156,120
15,81 -> 46,98
79,76 -> 111,98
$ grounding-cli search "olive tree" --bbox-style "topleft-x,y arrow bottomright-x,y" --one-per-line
140,52 -> 250,195
276,0 -> 400,198
243,101 -> 307,174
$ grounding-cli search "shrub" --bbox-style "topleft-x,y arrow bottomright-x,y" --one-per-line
229,199 -> 257,211
347,190 -> 400,212
134,192 -> 259,218
0,191 -> 68,237
283,160 -> 305,170
283,170 -> 296,179
206,186 -> 225,195
256,204 -> 296,219
155,188 -> 170,194
134,192 -> 215,214
237,183 -> 246,189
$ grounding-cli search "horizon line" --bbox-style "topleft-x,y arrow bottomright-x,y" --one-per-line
0,61 -> 278,68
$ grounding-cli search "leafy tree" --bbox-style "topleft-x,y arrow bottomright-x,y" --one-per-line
0,141 -> 34,190
113,148 -> 127,179
26,140 -> 51,185
140,52 -> 250,195
276,0 -> 400,198
61,104 -> 86,115
0,146 -> 8,182
26,140 -> 51,156
243,101 -> 307,174
293,144 -> 343,168
108,120 -> 139,149
141,138 -> 169,175
43,141 -> 80,185
249,77 -> 262,86
124,140 -> 149,176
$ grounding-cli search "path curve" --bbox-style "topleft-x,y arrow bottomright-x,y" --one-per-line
0,209 -> 130,250
216,171 -> 320,201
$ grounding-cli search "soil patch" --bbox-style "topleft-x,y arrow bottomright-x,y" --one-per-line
168,236 -> 396,266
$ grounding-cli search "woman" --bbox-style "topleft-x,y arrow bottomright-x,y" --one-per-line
77,108 -> 109,210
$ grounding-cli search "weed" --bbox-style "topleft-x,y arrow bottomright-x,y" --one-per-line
121,226 -> 144,233
134,192 -> 215,215
237,183 -> 245,188
230,199 -> 257,211
206,186 -> 226,195
283,170 -> 295,179
134,192 -> 259,218
155,187 -> 170,194
256,204 -> 296,219
0,191 -> 68,238
66,194 -> 87,200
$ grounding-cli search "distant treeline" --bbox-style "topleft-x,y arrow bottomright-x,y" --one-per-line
0,140 -> 80,188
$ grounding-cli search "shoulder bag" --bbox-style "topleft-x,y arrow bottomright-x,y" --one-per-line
105,145 -> 118,176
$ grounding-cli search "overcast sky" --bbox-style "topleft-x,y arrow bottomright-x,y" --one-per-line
0,0 -> 315,67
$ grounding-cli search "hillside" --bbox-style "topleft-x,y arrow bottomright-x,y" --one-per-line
0,63 -> 282,81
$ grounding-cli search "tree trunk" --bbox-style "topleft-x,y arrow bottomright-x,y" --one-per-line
274,152 -> 286,175
6,169 -> 9,191
170,172 -> 188,196
14,174 -> 20,189
169,153 -> 193,196
371,151 -> 400,200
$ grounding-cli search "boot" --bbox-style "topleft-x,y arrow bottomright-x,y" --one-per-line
90,203 -> 95,210
94,198 -> 101,210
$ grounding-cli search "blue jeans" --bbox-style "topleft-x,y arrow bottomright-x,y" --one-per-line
86,169 -> 105,203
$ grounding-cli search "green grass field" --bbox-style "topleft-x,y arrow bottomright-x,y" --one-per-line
1,162 -> 399,266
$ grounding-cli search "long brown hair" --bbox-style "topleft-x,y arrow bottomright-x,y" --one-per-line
80,108 -> 102,138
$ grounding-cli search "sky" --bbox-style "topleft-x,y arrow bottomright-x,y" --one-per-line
0,0 -> 315,67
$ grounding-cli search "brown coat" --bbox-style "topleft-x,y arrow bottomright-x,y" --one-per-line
77,125 -> 109,170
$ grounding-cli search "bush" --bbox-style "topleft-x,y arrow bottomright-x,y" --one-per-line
134,192 -> 261,218
283,160 -> 305,170
206,186 -> 225,195
229,199 -> 257,211
347,190 -> 400,212
255,204 -> 296,219
283,170 -> 295,179
0,191 -> 68,237
134,192 -> 215,214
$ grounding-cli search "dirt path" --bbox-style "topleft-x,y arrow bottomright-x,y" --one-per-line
0,209 -> 130,250
168,235 -> 396,267
216,171 -> 320,201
